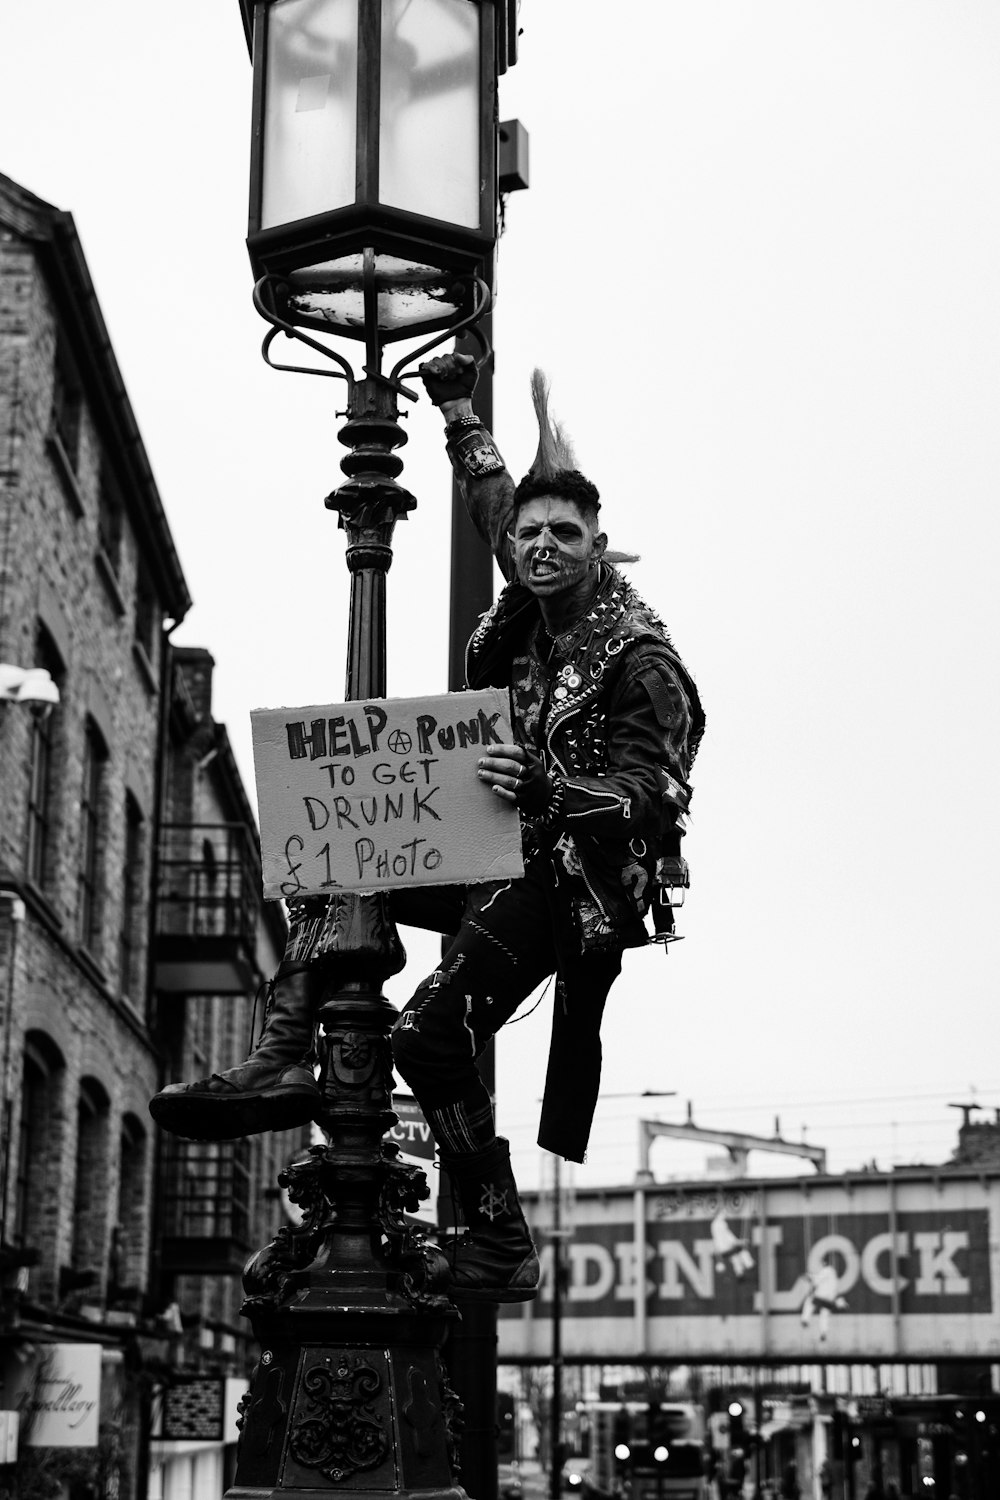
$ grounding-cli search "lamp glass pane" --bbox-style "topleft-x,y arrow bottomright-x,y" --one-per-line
261,0 -> 358,230
379,0 -> 480,229
285,253 -> 462,331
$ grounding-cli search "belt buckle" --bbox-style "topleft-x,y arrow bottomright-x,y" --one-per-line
656,855 -> 689,909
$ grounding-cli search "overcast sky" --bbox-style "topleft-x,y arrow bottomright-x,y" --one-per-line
2,1 -> 999,1194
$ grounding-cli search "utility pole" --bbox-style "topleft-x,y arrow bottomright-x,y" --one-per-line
548,1154 -> 565,1500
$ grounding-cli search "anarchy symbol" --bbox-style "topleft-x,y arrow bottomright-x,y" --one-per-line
387,728 -> 412,754
478,1184 -> 508,1223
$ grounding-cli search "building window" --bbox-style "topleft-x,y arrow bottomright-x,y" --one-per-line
162,1138 -> 251,1247
13,1035 -> 65,1259
50,341 -> 82,470
119,794 -> 145,1000
135,561 -> 158,665
77,718 -> 109,952
71,1079 -> 111,1287
110,1114 -> 147,1303
25,626 -> 64,889
97,466 -> 123,575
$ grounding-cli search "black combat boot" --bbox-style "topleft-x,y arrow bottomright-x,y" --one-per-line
440,1138 -> 539,1303
149,965 -> 320,1140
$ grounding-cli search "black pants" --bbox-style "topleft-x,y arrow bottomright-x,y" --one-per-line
389,860 -> 622,1161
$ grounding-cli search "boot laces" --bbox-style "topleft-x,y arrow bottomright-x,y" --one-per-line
247,965 -> 317,1063
249,976 -> 275,1056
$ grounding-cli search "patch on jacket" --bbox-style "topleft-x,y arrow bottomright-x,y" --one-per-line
571,897 -> 619,952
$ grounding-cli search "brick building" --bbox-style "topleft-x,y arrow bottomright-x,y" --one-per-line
0,172 -> 307,1498
146,646 -> 307,1500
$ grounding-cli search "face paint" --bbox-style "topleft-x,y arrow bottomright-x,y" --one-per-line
511,497 -> 604,599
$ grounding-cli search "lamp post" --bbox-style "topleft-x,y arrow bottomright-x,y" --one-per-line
0,664 -> 59,711
227,4 -> 515,1498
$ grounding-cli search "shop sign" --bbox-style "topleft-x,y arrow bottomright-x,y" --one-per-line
162,1378 -> 224,1441
856,1397 -> 892,1418
387,1093 -> 438,1228
0,1410 -> 19,1463
4,1343 -> 101,1448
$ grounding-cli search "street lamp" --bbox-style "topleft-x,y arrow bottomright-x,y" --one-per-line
0,664 -> 59,713
226,5 -> 514,1499
247,0 -> 501,357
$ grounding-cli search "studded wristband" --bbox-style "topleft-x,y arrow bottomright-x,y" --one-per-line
536,774 -> 566,829
444,413 -> 484,436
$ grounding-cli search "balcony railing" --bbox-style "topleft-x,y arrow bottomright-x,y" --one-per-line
155,822 -> 262,994
157,821 -> 259,941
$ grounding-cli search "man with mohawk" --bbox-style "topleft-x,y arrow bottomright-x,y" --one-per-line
150,354 -> 702,1305
384,353 -> 703,1300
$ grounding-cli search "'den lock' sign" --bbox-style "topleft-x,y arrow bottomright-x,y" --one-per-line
251,688 -> 525,899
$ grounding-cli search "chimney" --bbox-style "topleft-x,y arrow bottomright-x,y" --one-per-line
173,647 -> 215,721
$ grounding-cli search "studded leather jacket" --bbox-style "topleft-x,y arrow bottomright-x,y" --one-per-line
449,425 -> 705,953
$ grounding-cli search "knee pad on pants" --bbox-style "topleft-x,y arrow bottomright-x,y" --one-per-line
391,967 -> 482,1095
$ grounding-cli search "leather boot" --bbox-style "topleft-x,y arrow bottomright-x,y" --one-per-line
149,964 -> 320,1141
440,1138 -> 539,1303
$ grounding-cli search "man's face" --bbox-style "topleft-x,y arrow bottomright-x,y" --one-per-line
511,496 -> 607,599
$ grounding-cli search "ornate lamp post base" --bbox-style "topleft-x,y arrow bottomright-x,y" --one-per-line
230,1287 -> 464,1500
230,1265 -> 466,1500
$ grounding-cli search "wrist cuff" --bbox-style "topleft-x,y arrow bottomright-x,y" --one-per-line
535,775 -> 566,829
447,424 -> 506,479
444,412 -> 483,436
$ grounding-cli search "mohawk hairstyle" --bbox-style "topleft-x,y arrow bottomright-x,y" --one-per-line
512,368 -> 601,519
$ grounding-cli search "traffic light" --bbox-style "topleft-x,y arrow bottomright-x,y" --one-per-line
647,1403 -> 670,1465
496,1391 -> 515,1461
613,1407 -> 632,1471
727,1400 -> 745,1450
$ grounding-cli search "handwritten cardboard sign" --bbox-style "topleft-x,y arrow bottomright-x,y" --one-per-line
251,688 -> 525,899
